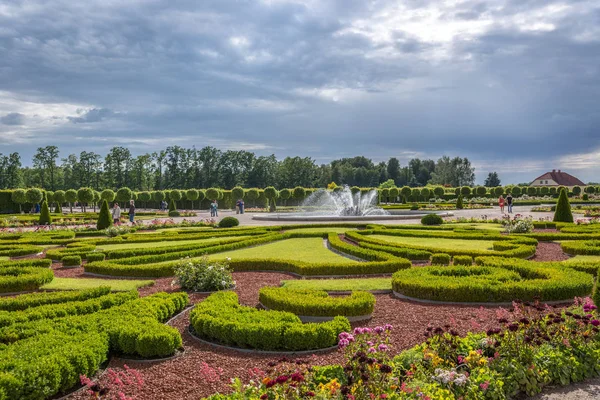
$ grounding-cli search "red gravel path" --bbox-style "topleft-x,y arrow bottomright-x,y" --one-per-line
67,271 -> 525,400
531,242 -> 571,262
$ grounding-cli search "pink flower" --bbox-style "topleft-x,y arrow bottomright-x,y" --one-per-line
338,339 -> 350,348
378,344 -> 389,352
480,381 -> 489,390
368,347 -> 376,353
374,326 -> 385,334
591,320 -> 600,327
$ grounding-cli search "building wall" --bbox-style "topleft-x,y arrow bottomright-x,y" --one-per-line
530,179 -> 558,186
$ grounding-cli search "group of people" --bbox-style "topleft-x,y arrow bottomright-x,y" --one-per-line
235,199 -> 245,214
498,194 -> 514,213
111,200 -> 136,224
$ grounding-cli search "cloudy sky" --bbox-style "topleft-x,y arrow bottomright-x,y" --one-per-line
0,0 -> 599,184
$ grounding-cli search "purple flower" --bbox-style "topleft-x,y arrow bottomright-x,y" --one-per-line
338,339 -> 350,348
374,326 -> 385,334
367,341 -> 374,346
353,327 -> 364,335
592,320 -> 600,327
378,344 -> 389,352
368,347 -> 376,353
339,332 -> 350,340
384,324 -> 393,331
347,335 -> 355,342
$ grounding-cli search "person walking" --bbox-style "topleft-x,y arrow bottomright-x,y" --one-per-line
498,195 -> 505,213
112,203 -> 121,225
235,199 -> 240,214
128,200 -> 136,224
506,193 -> 513,213
239,199 -> 244,214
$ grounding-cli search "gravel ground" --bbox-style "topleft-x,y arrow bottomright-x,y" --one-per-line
531,241 -> 571,262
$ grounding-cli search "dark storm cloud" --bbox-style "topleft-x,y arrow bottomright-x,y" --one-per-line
0,0 -> 599,183
0,112 -> 25,125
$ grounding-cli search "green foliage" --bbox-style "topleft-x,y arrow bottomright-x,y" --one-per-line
393,259 -> 593,302
96,200 -> 112,230
53,190 -> 65,204
100,189 -> 115,202
553,188 -> 573,223
475,186 -> 486,196
0,287 -> 110,312
585,186 -> 596,194
511,186 -> 522,196
152,190 -> 165,202
456,195 -> 464,209
11,189 -> 27,206
62,255 -> 81,267
420,187 -> 430,198
279,188 -> 291,200
0,259 -> 54,293
231,187 -> 244,200
421,213 -> 443,226
169,189 -> 182,201
138,191 -> 152,203
259,287 -> 375,317
460,186 -> 471,196
572,186 -> 582,195
86,252 -> 106,262
400,186 -> 412,197
219,216 -> 240,228
389,187 -> 399,198
174,256 -> 234,291
293,186 -> 306,199
54,202 -> 62,213
189,291 -> 350,351
205,188 -> 220,200
77,187 -> 94,203
561,240 -> 600,255
38,201 -> 51,225
168,199 -> 176,213
433,186 -> 445,197
494,186 -> 504,196
26,188 -> 43,204
115,187 -> 132,203
453,255 -> 473,266
431,253 -> 451,265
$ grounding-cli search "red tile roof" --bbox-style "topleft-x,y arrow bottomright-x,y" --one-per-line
531,170 -> 585,186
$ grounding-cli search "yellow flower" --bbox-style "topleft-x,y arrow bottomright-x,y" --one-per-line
262,377 -> 270,385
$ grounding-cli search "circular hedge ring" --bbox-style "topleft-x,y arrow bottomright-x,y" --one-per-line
561,240 -> 600,256
391,264 -> 592,303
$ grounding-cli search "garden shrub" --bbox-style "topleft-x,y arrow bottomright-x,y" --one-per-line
453,255 -> 473,266
431,253 -> 451,266
259,287 -> 375,317
392,262 -> 592,303
0,287 -> 110,312
561,240 -> 600,255
173,256 -> 234,292
218,216 -> 240,228
96,200 -> 112,230
553,188 -> 573,223
357,241 -> 432,261
421,213 -> 443,226
38,201 -> 51,225
45,245 -> 96,261
189,292 -> 350,351
86,252 -> 106,262
456,195 -> 463,209
0,261 -> 54,294
61,255 -> 81,267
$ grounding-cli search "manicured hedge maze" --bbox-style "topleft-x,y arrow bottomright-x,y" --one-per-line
561,240 -> 600,256
189,292 -> 350,351
0,259 -> 54,294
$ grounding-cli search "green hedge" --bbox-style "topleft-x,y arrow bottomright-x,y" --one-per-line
431,253 -> 450,265
453,255 -> 473,266
0,287 -> 110,312
561,240 -> 600,255
0,266 -> 54,294
476,256 -> 600,277
86,252 -> 106,262
355,241 -> 431,261
189,292 -> 350,351
45,245 -> 96,261
392,262 -> 593,303
258,287 -> 375,317
104,236 -> 248,259
0,244 -> 43,257
0,292 -> 187,399
61,255 -> 81,267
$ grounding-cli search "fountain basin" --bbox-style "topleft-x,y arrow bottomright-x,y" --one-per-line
252,210 -> 453,222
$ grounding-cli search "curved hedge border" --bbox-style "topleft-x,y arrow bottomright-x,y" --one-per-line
391,263 -> 592,303
346,230 -> 537,259
354,241 -> 431,261
45,244 -> 96,261
476,256 -> 600,277
0,287 -> 110,312
0,259 -> 54,294
561,240 -> 600,256
189,292 -> 350,351
258,287 -> 375,317
0,245 -> 43,257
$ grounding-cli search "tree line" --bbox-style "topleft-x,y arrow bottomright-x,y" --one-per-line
0,146 -> 479,191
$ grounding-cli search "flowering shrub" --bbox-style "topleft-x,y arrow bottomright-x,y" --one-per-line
104,226 -> 131,237
503,215 -> 534,234
80,365 -> 143,399
173,256 -> 234,292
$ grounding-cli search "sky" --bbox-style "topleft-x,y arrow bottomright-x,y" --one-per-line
0,0 -> 599,185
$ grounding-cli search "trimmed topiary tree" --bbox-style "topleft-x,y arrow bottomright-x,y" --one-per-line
350,186 -> 360,194
101,189 -> 116,203
400,186 -> 412,201
26,188 -> 43,207
380,188 -> 390,203
263,186 -> 278,212
494,187 -> 504,196
549,187 -> 557,196
77,187 -> 94,213
39,201 -> 51,225
292,186 -> 306,201
231,187 -> 244,201
585,186 -> 596,195
433,186 -> 444,198
169,190 -> 182,208
420,187 -> 430,199
11,189 -> 26,213
553,188 -> 573,223
540,187 -> 549,195
510,186 -> 521,197
421,213 -> 443,226
389,187 -> 400,202
116,187 -> 133,208
65,189 -> 77,213
97,200 -> 112,230
205,188 -> 220,201
186,189 -> 199,210
279,188 -> 291,206
456,195 -> 464,209
460,186 -> 471,197
527,187 -> 537,196
245,188 -> 260,208
152,190 -> 165,204
475,186 -> 487,196
572,186 -> 582,196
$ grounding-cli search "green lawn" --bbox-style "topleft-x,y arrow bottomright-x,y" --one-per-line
97,236 -> 241,251
209,238 -> 357,264
41,277 -> 154,291
452,223 -> 505,232
283,227 -> 358,234
369,235 -> 495,251
281,277 -> 391,291
0,256 -> 8,261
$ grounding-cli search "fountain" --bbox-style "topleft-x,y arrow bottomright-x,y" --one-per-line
252,186 -> 452,222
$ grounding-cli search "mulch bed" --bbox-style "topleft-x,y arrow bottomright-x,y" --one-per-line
66,271 -> 546,400
531,242 -> 571,262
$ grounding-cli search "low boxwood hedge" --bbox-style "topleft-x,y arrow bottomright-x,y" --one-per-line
355,241 -> 432,261
561,240 -> 600,255
453,255 -> 473,266
431,253 -> 450,265
476,256 -> 600,277
189,292 -> 350,351
45,244 -> 96,261
258,287 -> 375,317
86,252 -> 106,262
0,266 -> 54,294
61,255 -> 81,267
0,287 -> 110,312
392,262 -> 593,303
0,244 -> 43,257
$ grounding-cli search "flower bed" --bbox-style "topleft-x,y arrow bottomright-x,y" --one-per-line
391,262 -> 592,303
258,287 -> 375,318
189,292 -> 350,351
